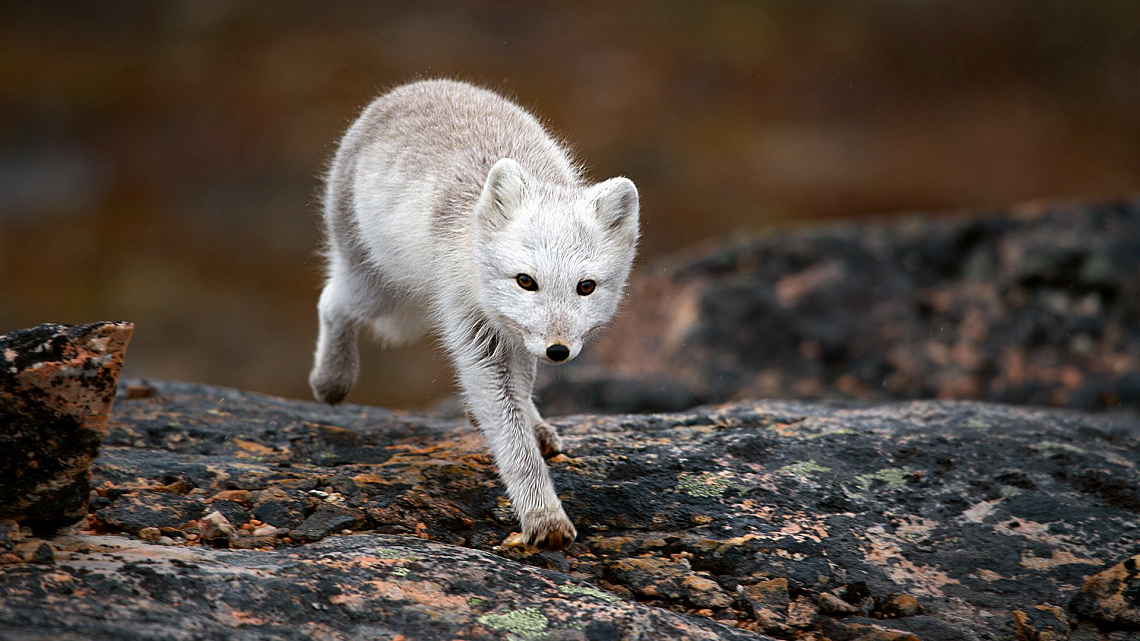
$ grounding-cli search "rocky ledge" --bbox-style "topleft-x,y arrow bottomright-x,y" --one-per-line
0,321 -> 133,533
538,199 -> 1140,417
2,380 -> 1138,640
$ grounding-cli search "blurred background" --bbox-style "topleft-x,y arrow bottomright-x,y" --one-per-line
2,1 -> 1139,409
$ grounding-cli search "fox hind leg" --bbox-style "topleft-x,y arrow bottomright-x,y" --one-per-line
310,276 -> 365,405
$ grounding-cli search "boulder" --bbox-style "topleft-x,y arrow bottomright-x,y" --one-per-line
0,321 -> 133,532
538,200 -> 1140,416
0,380 -> 1135,639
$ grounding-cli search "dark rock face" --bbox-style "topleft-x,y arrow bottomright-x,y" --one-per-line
0,322 -> 133,532
1070,554 -> 1140,627
2,381 -> 1137,639
0,533 -> 758,641
538,201 -> 1140,417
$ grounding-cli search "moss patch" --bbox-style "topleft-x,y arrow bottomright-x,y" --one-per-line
675,472 -> 749,498
856,467 -> 910,490
559,583 -> 620,602
779,459 -> 831,478
477,607 -> 549,639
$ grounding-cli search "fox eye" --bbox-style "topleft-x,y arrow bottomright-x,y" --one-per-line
516,274 -> 538,291
576,279 -> 596,296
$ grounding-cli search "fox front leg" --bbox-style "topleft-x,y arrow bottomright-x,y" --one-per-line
515,358 -> 564,459
455,337 -> 576,550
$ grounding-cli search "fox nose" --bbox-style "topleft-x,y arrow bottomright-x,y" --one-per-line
546,344 -> 570,362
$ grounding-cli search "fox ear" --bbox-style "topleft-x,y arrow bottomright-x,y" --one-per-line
476,158 -> 528,232
590,177 -> 640,239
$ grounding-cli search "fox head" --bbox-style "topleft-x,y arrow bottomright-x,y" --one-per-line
473,158 -> 639,364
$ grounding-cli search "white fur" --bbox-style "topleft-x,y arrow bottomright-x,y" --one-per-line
309,79 -> 640,549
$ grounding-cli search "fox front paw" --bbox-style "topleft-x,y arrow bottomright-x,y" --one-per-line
522,509 -> 577,551
534,421 -> 563,459
308,367 -> 354,405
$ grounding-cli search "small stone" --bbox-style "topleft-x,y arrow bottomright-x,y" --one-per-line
607,557 -> 690,600
138,526 -> 161,542
290,505 -> 366,543
212,490 -> 251,503
742,578 -> 791,612
31,542 -> 54,564
0,552 -> 22,565
787,595 -> 818,628
822,618 -> 921,641
876,594 -> 922,618
199,510 -> 237,545
819,592 -> 859,615
230,535 -> 276,549
682,574 -> 733,609
250,490 -> 306,530
25,541 -> 54,564
210,499 -> 250,527
96,492 -> 205,535
157,536 -> 176,546
1012,605 -> 1070,641
252,525 -> 279,537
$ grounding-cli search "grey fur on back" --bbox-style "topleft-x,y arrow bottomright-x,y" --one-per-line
324,80 -> 581,259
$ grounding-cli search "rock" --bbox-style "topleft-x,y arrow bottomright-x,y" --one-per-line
18,541 -> 55,565
252,524 -> 279,537
198,510 -> 237,546
290,505 -> 367,543
230,534 -> 277,549
821,619 -> 921,641
874,594 -> 922,619
0,534 -> 758,640
1070,554 -> 1140,626
607,556 -> 690,600
3,380 -> 1137,639
683,574 -> 734,609
95,491 -> 205,535
819,593 -> 859,615
0,520 -> 18,550
742,578 -> 793,633
0,322 -> 133,532
209,499 -> 249,527
137,526 -> 161,543
538,201 -> 1140,416
249,488 -> 308,530
1012,605 -> 1071,641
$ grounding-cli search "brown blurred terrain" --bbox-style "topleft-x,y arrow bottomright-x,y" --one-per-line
2,2 -> 1139,409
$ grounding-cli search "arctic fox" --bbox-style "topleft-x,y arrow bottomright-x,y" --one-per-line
309,79 -> 640,550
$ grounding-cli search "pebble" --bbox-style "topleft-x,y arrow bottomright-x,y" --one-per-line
252,525 -> 279,537
199,511 -> 237,544
138,527 -> 161,543
818,592 -> 858,615
28,542 -> 54,564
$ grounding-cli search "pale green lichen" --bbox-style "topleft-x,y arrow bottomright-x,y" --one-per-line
391,566 -> 409,577
779,459 -> 831,477
675,472 -> 749,498
856,467 -> 910,490
468,596 -> 486,607
559,583 -> 620,602
477,607 -> 549,639
1000,485 -> 1024,498
1037,441 -> 1085,454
